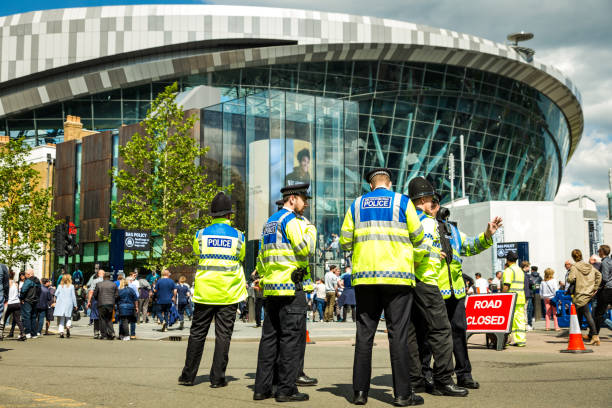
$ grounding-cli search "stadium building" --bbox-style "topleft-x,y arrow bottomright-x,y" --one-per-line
0,5 -> 583,275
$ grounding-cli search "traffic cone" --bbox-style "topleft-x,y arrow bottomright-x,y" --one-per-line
306,329 -> 315,344
560,304 -> 593,354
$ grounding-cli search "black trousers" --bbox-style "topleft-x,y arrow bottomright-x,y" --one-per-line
98,304 -> 115,339
180,302 -> 238,384
255,291 -> 306,396
594,288 -> 612,335
445,296 -> 472,381
353,285 -> 414,397
406,281 -> 454,385
255,297 -> 264,326
3,303 -> 24,335
577,304 -> 596,337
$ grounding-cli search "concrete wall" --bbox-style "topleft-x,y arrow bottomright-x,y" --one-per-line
449,201 -> 587,284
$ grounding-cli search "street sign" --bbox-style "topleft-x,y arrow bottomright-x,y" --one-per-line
465,293 -> 517,333
124,230 -> 151,251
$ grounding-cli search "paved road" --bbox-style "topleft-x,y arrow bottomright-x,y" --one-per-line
1,327 -> 611,408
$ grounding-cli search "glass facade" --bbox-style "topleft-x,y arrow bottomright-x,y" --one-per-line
201,90 -> 358,273
3,61 -> 570,204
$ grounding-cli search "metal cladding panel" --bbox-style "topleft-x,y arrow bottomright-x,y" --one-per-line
53,139 -> 75,220
80,131 -> 112,242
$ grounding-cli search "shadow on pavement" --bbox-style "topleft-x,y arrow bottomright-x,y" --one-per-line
318,383 -> 394,405
192,374 -> 239,386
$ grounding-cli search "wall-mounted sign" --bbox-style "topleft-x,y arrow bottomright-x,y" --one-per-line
124,230 -> 151,251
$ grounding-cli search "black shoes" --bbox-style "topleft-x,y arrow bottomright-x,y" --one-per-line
178,376 -> 194,386
66,328 -> 71,338
253,391 -> 273,400
432,382 -> 469,397
393,393 -> 424,406
412,378 -> 434,393
295,375 -> 318,386
353,391 -> 368,405
161,323 -> 167,332
457,378 -> 480,389
275,392 -> 309,402
210,379 -> 228,388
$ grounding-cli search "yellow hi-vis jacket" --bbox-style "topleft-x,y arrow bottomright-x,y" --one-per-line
340,187 -> 424,286
192,218 -> 247,305
413,208 -> 442,286
503,263 -> 525,305
438,221 -> 493,299
259,208 -> 316,297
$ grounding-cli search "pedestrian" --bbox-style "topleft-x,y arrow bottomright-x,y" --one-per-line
567,248 -> 602,345
46,281 -> 56,335
313,278 -> 326,322
146,269 -> 160,286
491,271 -> 502,293
0,263 -> 7,339
503,251 -> 526,347
154,269 -> 176,332
323,265 -> 339,322
53,274 -> 77,338
406,177 -> 468,397
340,168 -> 426,406
1,269 -> 26,341
338,266 -> 356,322
72,264 -> 84,286
19,269 -> 41,339
253,184 -> 316,402
590,255 -> 602,272
178,192 -> 248,388
251,270 -> 265,327
117,277 -> 138,341
35,278 -> 53,337
540,268 -> 559,331
93,271 -> 118,340
175,275 -> 191,330
563,260 -> 573,292
137,278 -> 151,323
594,245 -> 612,337
432,205 -> 501,390
87,269 -> 104,338
474,273 -> 489,294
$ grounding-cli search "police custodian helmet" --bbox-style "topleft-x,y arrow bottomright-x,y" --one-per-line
210,192 -> 234,217
408,176 -> 437,201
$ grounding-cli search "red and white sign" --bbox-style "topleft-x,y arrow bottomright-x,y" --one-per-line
465,293 -> 517,333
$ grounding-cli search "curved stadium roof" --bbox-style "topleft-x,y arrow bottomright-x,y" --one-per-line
0,4 -> 582,158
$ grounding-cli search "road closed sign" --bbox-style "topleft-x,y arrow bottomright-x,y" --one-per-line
465,293 -> 517,333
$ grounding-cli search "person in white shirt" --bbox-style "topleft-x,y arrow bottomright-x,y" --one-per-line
313,279 -> 326,322
474,273 -> 490,294
540,268 -> 560,331
491,271 -> 502,293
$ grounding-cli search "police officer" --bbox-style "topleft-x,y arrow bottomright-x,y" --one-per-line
406,177 -> 467,397
432,205 -> 502,388
253,183 -> 316,402
503,251 -> 526,346
340,168 -> 425,406
178,192 -> 247,388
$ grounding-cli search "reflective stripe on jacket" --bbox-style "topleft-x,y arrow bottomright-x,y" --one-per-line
438,222 -> 493,299
413,209 -> 442,286
503,263 -> 525,305
259,209 -> 317,296
340,187 -> 424,287
192,218 -> 247,305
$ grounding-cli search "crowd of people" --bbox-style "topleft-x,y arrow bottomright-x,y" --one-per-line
0,264 -> 196,342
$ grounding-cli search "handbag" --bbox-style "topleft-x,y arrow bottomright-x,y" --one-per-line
72,309 -> 81,321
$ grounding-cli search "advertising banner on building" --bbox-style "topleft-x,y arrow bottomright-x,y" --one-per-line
465,293 -> 517,333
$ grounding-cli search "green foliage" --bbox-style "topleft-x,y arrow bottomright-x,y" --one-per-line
108,82 -> 225,270
0,138 -> 59,270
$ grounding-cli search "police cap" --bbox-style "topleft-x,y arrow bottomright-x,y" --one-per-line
408,176 -> 436,201
280,183 -> 311,199
365,168 -> 392,184
210,192 -> 234,217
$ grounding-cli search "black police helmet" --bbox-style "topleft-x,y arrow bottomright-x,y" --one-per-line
408,176 -> 436,201
210,192 -> 234,217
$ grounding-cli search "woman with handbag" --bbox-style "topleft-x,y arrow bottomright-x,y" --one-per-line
567,249 -> 602,345
540,268 -> 559,331
53,274 -> 78,338
117,277 -> 138,341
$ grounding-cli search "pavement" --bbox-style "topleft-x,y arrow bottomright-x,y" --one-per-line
1,316 -> 612,408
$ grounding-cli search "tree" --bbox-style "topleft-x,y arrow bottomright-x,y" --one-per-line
107,82 -> 225,270
0,137 -> 58,270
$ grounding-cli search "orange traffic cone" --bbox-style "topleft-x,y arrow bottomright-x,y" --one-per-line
560,304 -> 593,354
306,329 -> 315,344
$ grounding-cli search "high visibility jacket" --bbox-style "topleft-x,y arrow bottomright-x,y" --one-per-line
340,187 -> 424,287
413,209 -> 442,286
192,218 -> 247,305
255,238 -> 314,294
438,222 -> 493,299
259,208 -> 316,296
503,263 -> 525,305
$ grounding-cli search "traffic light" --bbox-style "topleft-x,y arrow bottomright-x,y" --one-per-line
65,232 -> 75,256
54,223 -> 67,257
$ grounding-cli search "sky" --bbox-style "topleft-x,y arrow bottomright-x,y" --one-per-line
1,1 -> 611,216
